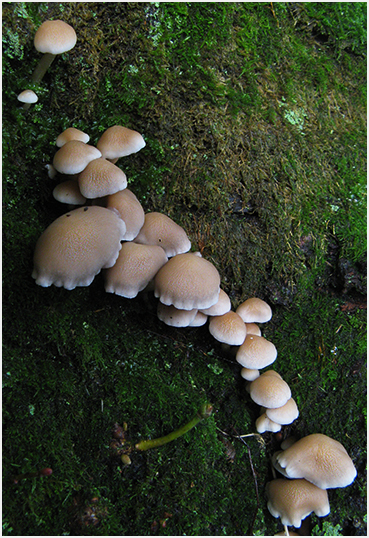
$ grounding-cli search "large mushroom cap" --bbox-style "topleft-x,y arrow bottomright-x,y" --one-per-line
78,158 -> 127,198
272,433 -> 357,489
96,125 -> 146,160
53,140 -> 101,175
106,189 -> 145,241
266,478 -> 330,528
236,334 -> 277,369
134,212 -> 191,257
32,206 -> 126,290
34,20 -> 77,54
154,252 -> 220,311
236,297 -> 272,323
104,242 -> 168,299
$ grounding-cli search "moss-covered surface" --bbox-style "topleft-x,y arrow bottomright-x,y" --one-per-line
3,2 -> 366,536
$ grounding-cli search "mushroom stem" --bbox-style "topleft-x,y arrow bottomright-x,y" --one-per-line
135,403 -> 213,451
283,525 -> 290,536
32,52 -> 56,83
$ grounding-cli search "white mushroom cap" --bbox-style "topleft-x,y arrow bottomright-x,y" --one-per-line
272,433 -> 357,489
104,242 -> 168,298
236,297 -> 272,323
154,252 -> 220,311
236,334 -> 277,370
78,158 -> 127,198
34,20 -> 77,55
266,478 -> 330,528
266,398 -> 299,425
96,125 -> 146,160
53,140 -> 101,174
240,367 -> 260,381
32,206 -> 126,290
249,371 -> 291,408
200,289 -> 231,316
52,180 -> 86,205
209,311 -> 247,346
17,90 -> 38,103
157,303 -> 198,328
106,189 -> 145,241
134,212 -> 191,257
56,127 -> 90,147
256,413 -> 282,433
188,311 -> 208,327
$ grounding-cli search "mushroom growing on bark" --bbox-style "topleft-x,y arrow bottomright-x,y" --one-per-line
134,212 -> 191,258
78,158 -> 127,199
106,189 -> 145,241
53,140 -> 101,175
209,311 -> 247,346
96,125 -> 146,161
236,297 -> 272,323
56,127 -> 90,147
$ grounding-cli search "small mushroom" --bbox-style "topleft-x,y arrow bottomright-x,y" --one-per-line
200,289 -> 231,316
56,127 -> 90,147
157,303 -> 198,328
265,398 -> 299,426
32,206 -> 126,290
134,212 -> 191,257
249,371 -> 291,409
272,433 -> 357,489
53,140 -> 101,175
255,413 -> 282,433
96,125 -> 146,160
209,311 -> 247,346
32,20 -> 77,83
266,478 -> 330,528
52,180 -> 86,206
106,189 -> 145,241
236,297 -> 272,323
236,334 -> 277,370
17,89 -> 38,104
78,158 -> 127,198
240,367 -> 260,381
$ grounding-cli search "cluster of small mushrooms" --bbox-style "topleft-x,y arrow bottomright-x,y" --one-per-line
24,19 -> 357,536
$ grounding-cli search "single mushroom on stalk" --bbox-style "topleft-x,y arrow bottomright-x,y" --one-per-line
134,212 -> 191,258
56,127 -> 90,147
96,125 -> 146,162
17,89 -> 38,104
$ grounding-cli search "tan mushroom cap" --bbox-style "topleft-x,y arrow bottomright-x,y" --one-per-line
240,367 -> 260,381
249,371 -> 291,408
52,180 -> 86,205
209,311 -> 247,346
106,189 -> 145,241
78,158 -> 127,198
266,397 -> 299,425
157,303 -> 198,328
236,334 -> 277,370
32,206 -> 126,290
154,252 -> 220,311
272,433 -> 357,489
97,125 -> 146,160
34,20 -> 77,55
17,90 -> 38,103
256,413 -> 282,433
188,311 -> 208,327
266,478 -> 330,528
134,212 -> 191,258
200,289 -> 231,316
104,242 -> 168,298
56,127 -> 90,147
245,322 -> 261,336
53,140 -> 101,175
236,297 -> 272,323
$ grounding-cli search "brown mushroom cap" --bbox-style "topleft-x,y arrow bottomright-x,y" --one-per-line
244,322 -> 261,336
56,127 -> 90,147
134,212 -> 191,257
106,189 -> 145,241
53,140 -> 101,175
266,397 -> 299,425
17,90 -> 38,103
272,433 -> 357,489
236,334 -> 277,370
32,206 -> 126,290
266,478 -> 330,528
157,303 -> 198,328
249,371 -> 291,408
52,179 -> 86,205
104,242 -> 168,299
236,297 -> 272,323
200,289 -> 231,316
209,311 -> 247,346
78,158 -> 127,198
34,20 -> 77,55
96,125 -> 146,160
154,252 -> 220,310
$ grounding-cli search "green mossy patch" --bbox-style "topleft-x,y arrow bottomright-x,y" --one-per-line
3,2 -> 366,536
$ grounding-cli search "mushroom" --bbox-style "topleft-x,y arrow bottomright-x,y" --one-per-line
200,289 -> 231,316
154,252 -> 220,311
106,189 -> 145,241
134,212 -> 191,257
244,322 -> 261,336
52,179 -> 86,206
265,398 -> 299,426
17,89 -> 38,104
266,478 -> 330,528
236,334 -> 277,371
53,140 -> 101,175
249,371 -> 291,409
78,158 -> 127,199
157,303 -> 198,328
208,311 -> 247,346
32,20 -> 77,83
272,433 -> 357,489
188,311 -> 208,327
56,127 -> 90,147
96,125 -> 146,161
32,206 -> 126,290
240,367 -> 260,381
236,297 -> 272,323
255,413 -> 282,433
104,242 -> 168,299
